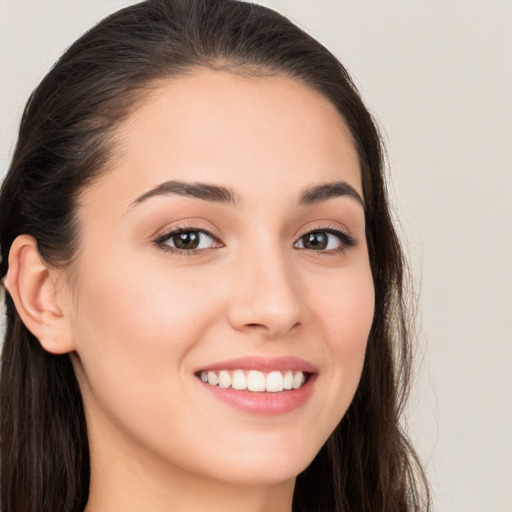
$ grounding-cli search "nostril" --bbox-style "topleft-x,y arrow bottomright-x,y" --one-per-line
243,321 -> 301,333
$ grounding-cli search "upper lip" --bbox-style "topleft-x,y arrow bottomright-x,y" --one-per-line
196,355 -> 318,374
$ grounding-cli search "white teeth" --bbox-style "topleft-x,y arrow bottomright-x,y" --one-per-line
200,369 -> 308,392
266,371 -> 284,392
231,370 -> 248,390
283,370 -> 293,390
207,371 -> 219,386
292,371 -> 304,390
218,370 -> 231,388
247,370 -> 266,392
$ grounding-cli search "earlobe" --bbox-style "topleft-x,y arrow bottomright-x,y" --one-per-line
4,234 -> 76,354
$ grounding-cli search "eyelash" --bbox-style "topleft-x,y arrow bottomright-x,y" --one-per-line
295,225 -> 356,255
152,225 -> 222,255
152,224 -> 356,256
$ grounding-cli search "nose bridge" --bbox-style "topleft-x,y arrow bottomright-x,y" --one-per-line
227,238 -> 306,336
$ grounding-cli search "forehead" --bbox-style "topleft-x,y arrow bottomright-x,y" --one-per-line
82,70 -> 361,209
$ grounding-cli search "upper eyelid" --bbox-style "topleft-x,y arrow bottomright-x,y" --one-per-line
299,220 -> 358,248
152,227 -> 223,256
152,223 -> 222,244
295,228 -> 356,246
295,222 -> 353,239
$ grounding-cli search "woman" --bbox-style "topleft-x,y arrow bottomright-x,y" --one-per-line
0,0 -> 430,510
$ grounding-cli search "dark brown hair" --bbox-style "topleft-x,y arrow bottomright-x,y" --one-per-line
0,0 -> 430,510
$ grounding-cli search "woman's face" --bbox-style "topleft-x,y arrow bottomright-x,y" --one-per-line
66,70 -> 374,487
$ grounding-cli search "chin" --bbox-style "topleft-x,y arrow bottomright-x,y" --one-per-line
190,437 -> 322,487
209,459 -> 311,487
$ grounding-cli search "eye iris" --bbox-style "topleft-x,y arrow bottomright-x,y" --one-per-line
304,232 -> 328,250
173,231 -> 200,250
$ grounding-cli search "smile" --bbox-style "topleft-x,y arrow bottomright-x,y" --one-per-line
195,356 -> 317,414
199,369 -> 307,392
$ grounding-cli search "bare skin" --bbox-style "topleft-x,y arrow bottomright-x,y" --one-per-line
6,70 -> 374,511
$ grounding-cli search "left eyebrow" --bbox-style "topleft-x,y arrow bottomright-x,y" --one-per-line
298,181 -> 364,208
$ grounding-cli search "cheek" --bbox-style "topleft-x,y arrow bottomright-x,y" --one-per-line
74,252 -> 221,345
68,257 -> 234,462
315,261 -> 374,344
310,261 -> 374,394
69,255 -> 224,405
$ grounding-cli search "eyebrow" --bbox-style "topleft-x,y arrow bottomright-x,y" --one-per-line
130,180 -> 240,207
129,179 -> 364,209
298,181 -> 364,207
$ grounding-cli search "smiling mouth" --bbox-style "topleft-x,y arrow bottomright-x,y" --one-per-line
197,369 -> 309,393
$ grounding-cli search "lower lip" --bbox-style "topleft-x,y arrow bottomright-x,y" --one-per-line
199,375 -> 316,415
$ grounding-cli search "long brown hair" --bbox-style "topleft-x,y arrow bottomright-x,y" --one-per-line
0,0 -> 430,510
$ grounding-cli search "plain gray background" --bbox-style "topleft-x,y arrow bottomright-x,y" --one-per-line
1,1 -> 511,511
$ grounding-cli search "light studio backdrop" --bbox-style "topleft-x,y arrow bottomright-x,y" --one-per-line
1,1 -> 511,511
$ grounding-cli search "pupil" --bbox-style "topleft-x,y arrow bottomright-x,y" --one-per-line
305,232 -> 327,250
174,232 -> 199,249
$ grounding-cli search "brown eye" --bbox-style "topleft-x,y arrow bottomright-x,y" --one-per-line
294,229 -> 355,252
156,229 -> 219,252
300,232 -> 329,250
172,231 -> 200,250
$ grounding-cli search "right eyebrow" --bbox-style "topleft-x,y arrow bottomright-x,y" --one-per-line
128,180 -> 241,209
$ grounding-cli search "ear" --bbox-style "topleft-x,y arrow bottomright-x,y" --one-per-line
3,234 -> 76,354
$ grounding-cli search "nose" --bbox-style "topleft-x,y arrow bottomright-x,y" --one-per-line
226,248 -> 308,339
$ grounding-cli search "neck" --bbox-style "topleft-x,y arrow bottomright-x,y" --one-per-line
83,404 -> 295,512
85,450 -> 295,512
86,472 -> 294,512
